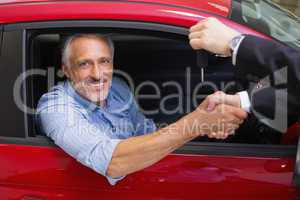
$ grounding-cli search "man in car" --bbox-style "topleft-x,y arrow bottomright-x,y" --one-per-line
189,17 -> 300,133
36,34 -> 247,185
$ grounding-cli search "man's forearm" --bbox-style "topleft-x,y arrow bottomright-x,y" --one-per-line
106,113 -> 198,178
106,101 -> 246,178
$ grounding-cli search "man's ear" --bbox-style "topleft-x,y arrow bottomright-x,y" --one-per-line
62,64 -> 70,79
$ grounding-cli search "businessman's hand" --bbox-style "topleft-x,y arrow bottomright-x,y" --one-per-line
202,91 -> 241,112
189,17 -> 240,56
188,96 -> 247,139
195,91 -> 246,139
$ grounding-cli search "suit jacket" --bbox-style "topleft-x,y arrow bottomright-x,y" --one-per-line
235,35 -> 300,131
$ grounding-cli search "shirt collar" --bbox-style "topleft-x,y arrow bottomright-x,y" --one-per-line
64,79 -> 133,115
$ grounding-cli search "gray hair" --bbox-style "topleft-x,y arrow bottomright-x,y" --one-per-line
61,34 -> 115,66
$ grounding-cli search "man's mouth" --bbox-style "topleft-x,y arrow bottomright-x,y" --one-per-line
86,79 -> 108,89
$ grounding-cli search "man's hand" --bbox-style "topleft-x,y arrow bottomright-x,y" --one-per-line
192,91 -> 246,139
188,98 -> 247,139
201,91 -> 241,112
189,17 -> 240,56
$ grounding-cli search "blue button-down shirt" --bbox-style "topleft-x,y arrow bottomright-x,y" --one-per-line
36,77 -> 156,185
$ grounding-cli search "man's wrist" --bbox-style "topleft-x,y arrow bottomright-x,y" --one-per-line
181,110 -> 207,138
229,34 -> 245,65
237,91 -> 251,113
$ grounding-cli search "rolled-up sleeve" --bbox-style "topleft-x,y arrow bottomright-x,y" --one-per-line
36,105 -> 124,185
129,100 -> 157,136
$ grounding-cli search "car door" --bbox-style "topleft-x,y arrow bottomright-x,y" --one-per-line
0,12 -> 299,200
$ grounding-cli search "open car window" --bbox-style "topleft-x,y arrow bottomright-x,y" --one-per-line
25,27 -> 289,146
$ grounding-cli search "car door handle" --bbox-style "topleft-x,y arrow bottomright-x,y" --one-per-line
22,195 -> 47,200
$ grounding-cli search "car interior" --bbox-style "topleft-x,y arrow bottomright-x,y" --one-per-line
26,28 -> 283,145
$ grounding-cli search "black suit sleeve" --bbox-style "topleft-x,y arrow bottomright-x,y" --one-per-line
235,35 -> 300,128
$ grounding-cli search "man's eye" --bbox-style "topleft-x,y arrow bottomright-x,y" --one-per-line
78,61 -> 89,67
101,59 -> 111,64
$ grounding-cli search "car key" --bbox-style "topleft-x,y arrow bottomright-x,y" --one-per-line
197,50 -> 208,82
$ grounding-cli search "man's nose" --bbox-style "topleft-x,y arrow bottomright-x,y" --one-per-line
91,65 -> 102,80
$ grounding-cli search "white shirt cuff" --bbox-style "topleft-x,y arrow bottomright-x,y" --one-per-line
237,91 -> 251,113
232,35 -> 245,66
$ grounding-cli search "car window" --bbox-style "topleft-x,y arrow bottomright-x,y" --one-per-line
25,28 -> 289,146
231,0 -> 300,49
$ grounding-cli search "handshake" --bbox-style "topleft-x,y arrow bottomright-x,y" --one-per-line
184,91 -> 248,140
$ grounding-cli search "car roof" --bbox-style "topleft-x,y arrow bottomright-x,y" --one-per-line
0,0 -> 231,17
0,0 -> 267,39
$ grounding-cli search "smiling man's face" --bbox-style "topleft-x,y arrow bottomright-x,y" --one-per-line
63,36 -> 113,105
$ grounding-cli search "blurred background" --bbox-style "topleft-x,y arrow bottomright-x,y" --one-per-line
273,0 -> 300,16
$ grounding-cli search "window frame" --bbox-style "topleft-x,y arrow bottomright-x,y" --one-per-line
0,28 -> 27,138
0,20 -> 296,158
0,24 -> 3,56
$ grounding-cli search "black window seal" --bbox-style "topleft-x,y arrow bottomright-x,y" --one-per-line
0,135 -> 296,158
0,135 -> 56,147
4,20 -> 189,36
22,29 -> 29,138
175,141 -> 296,158
0,24 -> 3,56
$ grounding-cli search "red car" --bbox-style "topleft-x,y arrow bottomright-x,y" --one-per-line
0,0 -> 300,199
